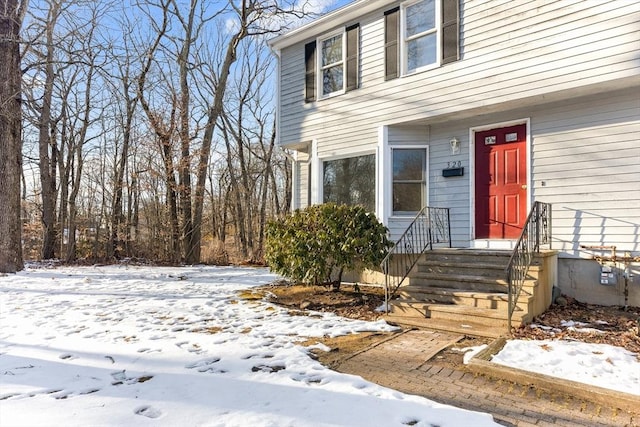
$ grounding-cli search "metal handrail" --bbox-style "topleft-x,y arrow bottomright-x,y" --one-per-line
506,201 -> 552,333
381,206 -> 451,311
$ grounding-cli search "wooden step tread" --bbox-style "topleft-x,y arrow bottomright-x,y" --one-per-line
418,260 -> 542,270
383,315 -> 507,338
419,261 -> 507,269
390,300 -> 527,320
397,286 -> 532,301
426,249 -> 512,257
399,285 -> 507,297
410,273 -> 538,285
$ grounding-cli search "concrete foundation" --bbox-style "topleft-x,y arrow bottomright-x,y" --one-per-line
557,257 -> 640,307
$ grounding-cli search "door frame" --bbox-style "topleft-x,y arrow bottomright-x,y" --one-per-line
469,118 -> 532,248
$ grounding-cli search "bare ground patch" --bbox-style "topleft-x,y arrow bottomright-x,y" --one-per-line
247,282 -> 640,366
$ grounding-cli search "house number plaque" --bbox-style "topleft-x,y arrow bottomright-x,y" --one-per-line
484,136 -> 496,145
505,132 -> 518,142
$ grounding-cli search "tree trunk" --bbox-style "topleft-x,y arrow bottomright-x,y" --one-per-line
256,121 -> 277,259
192,16 -> 248,264
109,94 -> 135,260
0,0 -> 25,273
38,1 -> 61,260
176,0 -> 197,264
161,137 -> 181,263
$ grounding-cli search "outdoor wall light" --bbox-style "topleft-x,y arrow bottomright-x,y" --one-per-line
450,137 -> 460,155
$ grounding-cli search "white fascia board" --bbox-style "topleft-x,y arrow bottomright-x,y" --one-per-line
268,0 -> 391,51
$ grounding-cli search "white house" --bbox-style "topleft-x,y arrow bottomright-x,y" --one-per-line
268,0 -> 640,311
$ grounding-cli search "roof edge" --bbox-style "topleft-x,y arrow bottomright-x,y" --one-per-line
268,0 -> 391,50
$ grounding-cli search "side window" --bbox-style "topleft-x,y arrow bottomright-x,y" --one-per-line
385,0 -> 459,79
392,148 -> 427,214
305,24 -> 360,102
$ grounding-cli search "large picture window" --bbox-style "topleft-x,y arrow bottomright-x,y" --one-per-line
392,148 -> 427,214
323,154 -> 375,212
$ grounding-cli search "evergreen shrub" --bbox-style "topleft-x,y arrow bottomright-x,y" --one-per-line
264,203 -> 391,289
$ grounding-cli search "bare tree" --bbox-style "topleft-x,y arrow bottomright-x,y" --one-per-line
107,47 -> 139,259
14,0 -> 303,264
0,0 -> 28,273
32,0 -> 62,259
216,36 -> 285,261
134,0 -> 302,263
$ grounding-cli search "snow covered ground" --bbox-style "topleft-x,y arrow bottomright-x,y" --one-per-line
492,339 -> 639,396
0,265 -> 496,427
0,265 -> 638,426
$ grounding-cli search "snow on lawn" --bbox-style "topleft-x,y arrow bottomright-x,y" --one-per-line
491,339 -> 640,396
0,265 -> 499,427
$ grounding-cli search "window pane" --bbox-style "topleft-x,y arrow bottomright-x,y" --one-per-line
406,0 -> 435,38
392,148 -> 426,214
407,33 -> 437,71
393,149 -> 425,180
393,183 -> 423,212
323,154 -> 375,212
323,65 -> 343,95
322,35 -> 342,66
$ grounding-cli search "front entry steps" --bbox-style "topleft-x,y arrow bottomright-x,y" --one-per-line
383,249 -> 549,338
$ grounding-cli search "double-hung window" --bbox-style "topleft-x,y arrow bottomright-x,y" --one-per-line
320,32 -> 345,96
305,24 -> 360,101
403,0 -> 437,73
385,0 -> 458,80
392,148 -> 427,214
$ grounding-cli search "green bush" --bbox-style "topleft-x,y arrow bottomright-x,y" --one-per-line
264,203 -> 391,289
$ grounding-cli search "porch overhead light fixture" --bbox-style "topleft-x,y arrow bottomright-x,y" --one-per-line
450,137 -> 460,155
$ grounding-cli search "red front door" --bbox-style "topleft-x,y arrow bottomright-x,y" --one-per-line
474,124 -> 527,239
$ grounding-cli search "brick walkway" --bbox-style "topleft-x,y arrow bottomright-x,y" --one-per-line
334,330 -> 638,426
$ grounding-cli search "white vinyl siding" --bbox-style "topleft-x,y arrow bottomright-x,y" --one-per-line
275,0 -> 639,257
277,1 -> 638,151
383,89 -> 640,252
529,91 -> 640,256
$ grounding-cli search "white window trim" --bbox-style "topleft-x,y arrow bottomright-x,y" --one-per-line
377,126 -> 389,224
310,139 -> 321,205
317,28 -> 346,99
400,0 -> 441,76
389,145 -> 430,218
317,149 -> 377,209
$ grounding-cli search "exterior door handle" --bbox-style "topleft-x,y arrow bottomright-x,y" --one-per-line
522,184 -> 527,189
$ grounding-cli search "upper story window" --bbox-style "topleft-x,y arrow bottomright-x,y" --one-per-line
305,24 -> 360,102
403,0 -> 437,73
320,32 -> 345,96
385,0 -> 459,80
